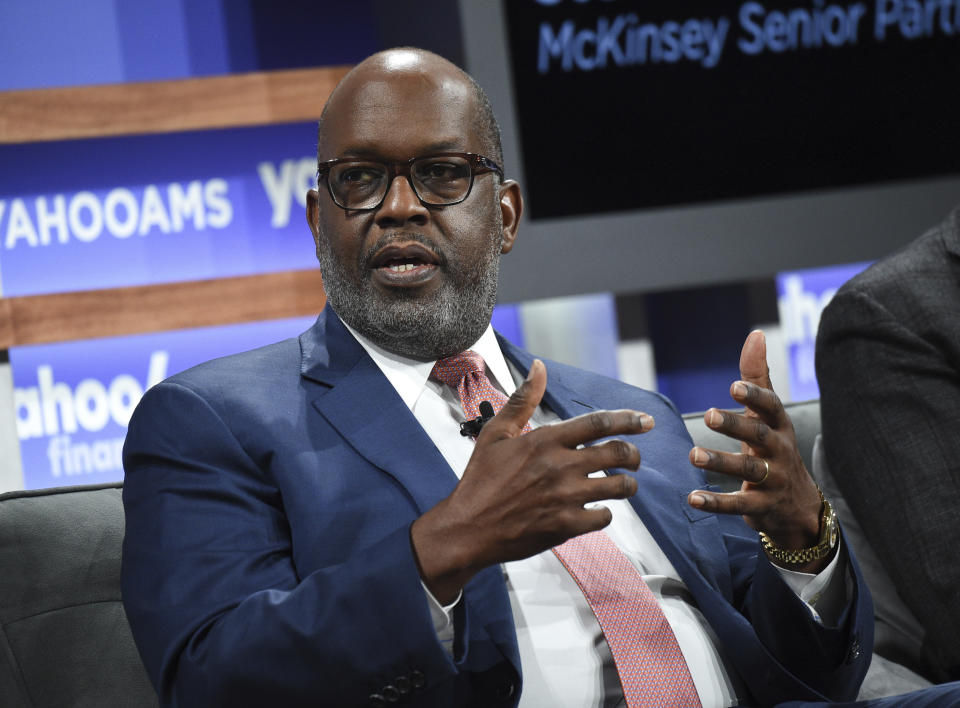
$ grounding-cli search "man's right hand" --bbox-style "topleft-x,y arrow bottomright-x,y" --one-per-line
410,359 -> 652,604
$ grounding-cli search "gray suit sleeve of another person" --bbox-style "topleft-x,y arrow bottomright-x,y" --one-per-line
815,234 -> 960,682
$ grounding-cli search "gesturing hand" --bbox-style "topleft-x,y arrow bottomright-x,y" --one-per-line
685,331 -> 827,572
411,359 -> 653,603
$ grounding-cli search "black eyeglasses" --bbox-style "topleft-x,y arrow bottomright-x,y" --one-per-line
316,152 -> 503,211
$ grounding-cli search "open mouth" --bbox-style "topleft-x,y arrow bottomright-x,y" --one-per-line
385,259 -> 427,273
370,242 -> 442,286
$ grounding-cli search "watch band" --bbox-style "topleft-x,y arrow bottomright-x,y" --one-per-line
759,487 -> 838,566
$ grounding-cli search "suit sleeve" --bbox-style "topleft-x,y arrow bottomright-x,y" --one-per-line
121,381 -> 464,707
742,534 -> 870,702
816,287 -> 960,681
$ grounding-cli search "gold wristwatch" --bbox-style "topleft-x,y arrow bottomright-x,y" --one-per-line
759,487 -> 838,566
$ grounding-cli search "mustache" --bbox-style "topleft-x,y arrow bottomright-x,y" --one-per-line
360,232 -> 448,269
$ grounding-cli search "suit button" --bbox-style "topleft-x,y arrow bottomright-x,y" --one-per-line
846,639 -> 862,664
394,675 -> 411,694
368,695 -> 387,707
494,679 -> 516,702
410,670 -> 426,689
382,685 -> 400,702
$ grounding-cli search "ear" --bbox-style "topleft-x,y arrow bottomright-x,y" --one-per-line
306,189 -> 322,253
498,179 -> 523,254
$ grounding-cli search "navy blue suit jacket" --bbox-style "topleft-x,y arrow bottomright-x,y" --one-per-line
121,308 -> 872,707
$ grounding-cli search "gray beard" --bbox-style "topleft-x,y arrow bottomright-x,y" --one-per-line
317,232 -> 502,361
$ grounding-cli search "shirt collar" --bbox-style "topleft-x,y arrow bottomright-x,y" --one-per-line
341,321 -> 516,411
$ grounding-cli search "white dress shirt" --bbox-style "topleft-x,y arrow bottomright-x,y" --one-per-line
344,323 -> 846,708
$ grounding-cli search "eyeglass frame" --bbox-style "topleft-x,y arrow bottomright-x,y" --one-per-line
316,152 -> 504,211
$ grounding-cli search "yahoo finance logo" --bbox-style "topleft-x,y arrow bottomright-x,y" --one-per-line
8,315 -> 318,489
13,350 -> 168,485
776,262 -> 869,400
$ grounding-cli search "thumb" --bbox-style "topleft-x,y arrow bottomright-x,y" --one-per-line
739,329 -> 773,393
485,359 -> 546,439
737,331 -> 773,456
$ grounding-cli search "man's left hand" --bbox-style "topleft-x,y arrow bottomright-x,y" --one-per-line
686,330 -> 828,573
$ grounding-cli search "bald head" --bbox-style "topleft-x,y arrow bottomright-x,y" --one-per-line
317,48 -> 502,169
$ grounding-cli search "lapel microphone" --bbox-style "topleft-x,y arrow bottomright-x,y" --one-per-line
459,400 -> 496,438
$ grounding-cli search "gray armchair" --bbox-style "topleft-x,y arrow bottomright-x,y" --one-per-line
0,483 -> 157,707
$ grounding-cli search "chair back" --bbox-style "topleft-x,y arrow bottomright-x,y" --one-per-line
0,483 -> 158,707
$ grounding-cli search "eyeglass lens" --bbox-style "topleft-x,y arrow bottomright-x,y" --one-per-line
329,156 -> 472,209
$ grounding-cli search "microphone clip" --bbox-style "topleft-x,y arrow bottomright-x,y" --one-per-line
459,401 -> 496,438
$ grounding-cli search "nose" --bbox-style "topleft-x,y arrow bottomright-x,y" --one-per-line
374,174 -> 429,227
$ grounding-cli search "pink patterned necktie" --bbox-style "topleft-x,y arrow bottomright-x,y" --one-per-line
430,351 -> 701,708
430,350 -> 532,434
553,532 -> 702,707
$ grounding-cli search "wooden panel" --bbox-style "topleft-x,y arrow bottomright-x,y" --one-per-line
0,65 -> 351,144
0,269 -> 326,348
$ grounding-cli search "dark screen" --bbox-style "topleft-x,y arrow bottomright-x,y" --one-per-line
504,0 -> 960,219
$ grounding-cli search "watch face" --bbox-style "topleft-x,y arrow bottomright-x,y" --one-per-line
819,499 -> 839,551
825,514 -> 838,549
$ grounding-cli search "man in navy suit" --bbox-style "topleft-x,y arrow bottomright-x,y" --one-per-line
122,48 -> 893,707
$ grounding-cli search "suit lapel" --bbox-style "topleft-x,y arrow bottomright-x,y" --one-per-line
301,311 -> 521,677
625,470 -> 733,600
300,310 -> 459,513
500,337 -> 732,599
496,335 -> 595,420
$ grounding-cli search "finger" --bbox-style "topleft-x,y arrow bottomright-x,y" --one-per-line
689,447 -> 770,485
728,380 -> 789,429
703,408 -> 776,453
579,471 -> 639,502
738,330 -> 773,415
485,359 -> 546,439
567,505 -> 615,537
578,439 -> 642,473
552,409 -> 654,448
687,489 -> 765,516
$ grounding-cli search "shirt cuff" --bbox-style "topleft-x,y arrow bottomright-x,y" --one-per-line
773,536 -> 849,625
421,580 -> 462,655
